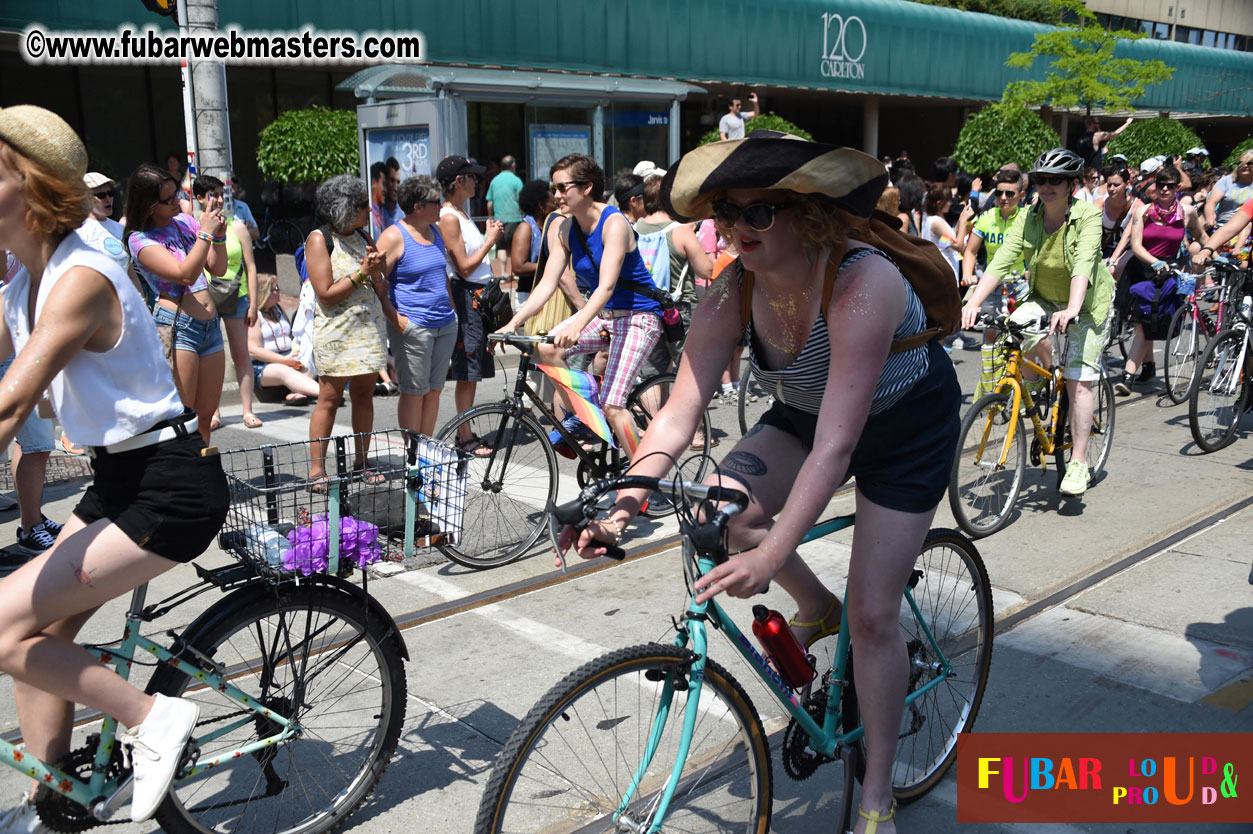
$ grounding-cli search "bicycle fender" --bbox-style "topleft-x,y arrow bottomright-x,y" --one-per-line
169,577 -> 410,662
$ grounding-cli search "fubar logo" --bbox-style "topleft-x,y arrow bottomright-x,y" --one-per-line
820,12 -> 866,80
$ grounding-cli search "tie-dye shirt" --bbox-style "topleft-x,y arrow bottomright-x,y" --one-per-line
128,213 -> 208,296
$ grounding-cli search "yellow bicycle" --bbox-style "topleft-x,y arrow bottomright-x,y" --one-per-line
949,314 -> 1116,537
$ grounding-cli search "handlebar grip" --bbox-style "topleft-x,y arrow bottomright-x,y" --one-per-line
590,538 -> 627,561
702,486 -> 751,507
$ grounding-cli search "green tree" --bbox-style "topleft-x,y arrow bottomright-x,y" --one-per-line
1224,139 -> 1253,168
1105,117 -> 1204,167
257,106 -> 359,185
951,102 -> 1060,175
907,0 -> 1055,24
1003,0 -> 1173,115
698,112 -> 813,147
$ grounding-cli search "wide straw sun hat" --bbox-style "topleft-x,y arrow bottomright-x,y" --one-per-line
0,105 -> 87,181
661,130 -> 888,224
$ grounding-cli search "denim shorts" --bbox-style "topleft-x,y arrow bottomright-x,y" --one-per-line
154,305 -> 224,357
0,355 -> 55,452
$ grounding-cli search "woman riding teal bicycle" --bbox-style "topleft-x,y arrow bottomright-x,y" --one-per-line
560,131 -> 961,834
0,107 -> 228,829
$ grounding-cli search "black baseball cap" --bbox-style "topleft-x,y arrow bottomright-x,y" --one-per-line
435,155 -> 485,185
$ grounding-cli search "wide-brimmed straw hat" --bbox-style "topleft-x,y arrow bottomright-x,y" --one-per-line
661,130 -> 888,223
0,105 -> 87,181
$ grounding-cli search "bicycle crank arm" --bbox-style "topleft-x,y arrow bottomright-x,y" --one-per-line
838,744 -> 856,834
91,775 -> 132,822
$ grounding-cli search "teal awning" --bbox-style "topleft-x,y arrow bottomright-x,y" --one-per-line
5,0 -> 1252,115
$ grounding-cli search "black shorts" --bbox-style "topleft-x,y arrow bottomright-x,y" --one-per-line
500,221 -> 520,254
74,428 -> 229,563
755,339 -> 961,514
449,279 -> 497,382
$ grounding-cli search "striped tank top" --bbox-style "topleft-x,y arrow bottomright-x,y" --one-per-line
745,247 -> 931,416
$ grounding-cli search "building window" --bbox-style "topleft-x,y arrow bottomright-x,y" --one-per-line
1202,30 -> 1216,48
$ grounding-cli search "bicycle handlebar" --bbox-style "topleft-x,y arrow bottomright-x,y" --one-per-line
548,476 -> 752,570
975,313 -> 1051,334
487,332 -> 555,347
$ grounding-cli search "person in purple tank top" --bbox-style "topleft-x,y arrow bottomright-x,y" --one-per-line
377,175 -> 457,436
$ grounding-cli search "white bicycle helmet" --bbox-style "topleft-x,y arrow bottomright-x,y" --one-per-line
1031,148 -> 1085,178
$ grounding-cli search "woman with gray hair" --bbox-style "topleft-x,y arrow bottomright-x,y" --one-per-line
377,175 -> 457,436
305,174 -> 392,488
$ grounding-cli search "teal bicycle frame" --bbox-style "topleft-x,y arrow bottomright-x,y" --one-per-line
0,585 -> 298,819
615,514 -> 955,832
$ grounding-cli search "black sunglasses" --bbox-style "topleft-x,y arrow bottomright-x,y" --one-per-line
94,189 -> 116,199
711,199 -> 793,232
1033,174 -> 1069,186
995,189 -> 1018,197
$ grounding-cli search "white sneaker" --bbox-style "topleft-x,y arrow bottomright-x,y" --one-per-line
119,693 -> 199,822
0,796 -> 45,834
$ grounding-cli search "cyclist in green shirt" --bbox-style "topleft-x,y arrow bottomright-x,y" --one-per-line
961,149 -> 1116,498
961,170 -> 1026,340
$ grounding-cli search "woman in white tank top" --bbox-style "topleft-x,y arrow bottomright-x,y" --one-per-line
0,106 -> 227,828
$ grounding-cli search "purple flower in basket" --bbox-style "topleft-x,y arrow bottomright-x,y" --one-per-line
284,514 -> 381,575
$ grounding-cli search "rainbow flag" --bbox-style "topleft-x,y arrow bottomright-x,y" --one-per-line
535,364 -> 616,448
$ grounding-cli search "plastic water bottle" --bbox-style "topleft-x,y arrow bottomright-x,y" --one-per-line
1241,295 -> 1252,323
751,606 -> 815,689
245,524 -> 289,567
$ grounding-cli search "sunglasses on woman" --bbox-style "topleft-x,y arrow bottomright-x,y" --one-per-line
549,180 -> 587,195
1033,174 -> 1069,187
711,199 -> 793,232
94,189 -> 115,200
995,189 -> 1018,198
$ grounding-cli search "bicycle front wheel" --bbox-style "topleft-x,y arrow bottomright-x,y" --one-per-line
1189,329 -> 1250,453
475,644 -> 772,834
267,220 -> 305,256
837,529 -> 993,802
949,392 -> 1025,538
1163,303 -> 1202,405
435,403 -> 558,568
150,585 -> 406,834
1053,374 -> 1116,483
628,373 -> 713,519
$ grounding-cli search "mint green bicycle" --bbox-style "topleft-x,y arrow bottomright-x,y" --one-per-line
474,475 -> 993,833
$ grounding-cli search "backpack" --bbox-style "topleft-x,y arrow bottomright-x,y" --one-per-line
738,209 -> 961,353
294,225 -> 334,282
1126,270 -> 1180,340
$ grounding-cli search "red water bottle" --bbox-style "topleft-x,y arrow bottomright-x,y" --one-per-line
751,605 -> 815,689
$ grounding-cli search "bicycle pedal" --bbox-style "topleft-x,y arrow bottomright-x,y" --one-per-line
177,740 -> 201,779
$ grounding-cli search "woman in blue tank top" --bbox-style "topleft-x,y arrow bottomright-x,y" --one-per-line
557,133 -> 962,834
502,154 -> 662,453
377,175 -> 457,437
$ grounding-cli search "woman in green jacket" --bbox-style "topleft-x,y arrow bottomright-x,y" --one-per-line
961,148 -> 1116,498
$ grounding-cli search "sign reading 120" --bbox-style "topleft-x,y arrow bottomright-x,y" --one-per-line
820,12 -> 867,80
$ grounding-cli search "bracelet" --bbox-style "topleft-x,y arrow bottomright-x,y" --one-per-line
211,235 -> 227,244
197,231 -> 213,242
602,516 -> 625,545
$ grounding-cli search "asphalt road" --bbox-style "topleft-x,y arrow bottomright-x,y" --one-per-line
1,335 -> 1250,833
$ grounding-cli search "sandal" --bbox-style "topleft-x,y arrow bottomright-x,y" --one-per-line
243,413 -> 263,429
456,434 -> 494,458
307,474 -> 330,495
689,436 -> 719,452
858,799 -> 897,834
209,416 -> 223,432
353,467 -> 387,485
789,594 -> 842,649
60,434 -> 85,456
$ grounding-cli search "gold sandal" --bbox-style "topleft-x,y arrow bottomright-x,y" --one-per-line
858,799 -> 897,834
788,594 -> 842,649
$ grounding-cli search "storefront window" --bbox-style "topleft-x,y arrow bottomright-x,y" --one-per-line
606,102 -> 671,179
523,103 -> 596,184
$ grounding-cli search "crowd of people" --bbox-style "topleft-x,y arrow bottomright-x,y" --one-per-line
3,92 -> 1253,834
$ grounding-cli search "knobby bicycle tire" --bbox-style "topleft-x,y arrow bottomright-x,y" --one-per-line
833,529 -> 993,802
1163,303 -> 1202,405
628,373 -> 714,519
1052,375 -> 1115,486
1189,329 -> 1250,453
149,585 -> 406,834
435,403 -> 558,568
949,392 -> 1025,538
475,644 -> 772,834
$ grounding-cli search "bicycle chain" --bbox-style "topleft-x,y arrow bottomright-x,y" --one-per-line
781,690 -> 834,782
34,737 -> 128,832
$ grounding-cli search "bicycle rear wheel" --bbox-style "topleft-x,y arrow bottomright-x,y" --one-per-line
1052,375 -> 1116,484
949,392 -> 1025,538
150,585 -> 406,834
435,403 -> 558,568
474,644 -> 772,834
1163,303 -> 1202,405
1189,329 -> 1250,453
628,373 -> 713,518
832,529 -> 993,802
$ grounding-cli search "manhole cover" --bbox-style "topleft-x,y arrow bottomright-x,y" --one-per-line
0,454 -> 93,491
